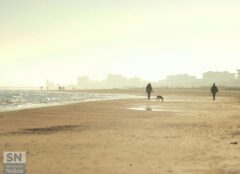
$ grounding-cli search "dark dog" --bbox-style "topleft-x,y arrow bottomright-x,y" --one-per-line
156,95 -> 164,102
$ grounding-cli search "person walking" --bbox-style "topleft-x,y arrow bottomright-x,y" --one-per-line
211,83 -> 219,101
146,83 -> 153,100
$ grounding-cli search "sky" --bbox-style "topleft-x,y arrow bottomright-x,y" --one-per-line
1,0 -> 240,86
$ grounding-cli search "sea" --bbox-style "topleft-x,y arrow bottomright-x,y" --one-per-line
0,90 -> 140,112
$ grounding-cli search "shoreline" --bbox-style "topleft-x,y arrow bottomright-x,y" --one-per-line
0,91 -> 143,113
0,97 -> 141,113
1,87 -> 240,113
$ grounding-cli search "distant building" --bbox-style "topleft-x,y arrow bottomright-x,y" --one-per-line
165,74 -> 199,87
237,69 -> 240,80
46,80 -> 57,90
77,76 -> 90,89
202,71 -> 235,85
77,74 -> 147,89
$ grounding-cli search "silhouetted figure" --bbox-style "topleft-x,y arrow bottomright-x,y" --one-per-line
211,83 -> 219,100
146,83 -> 153,100
40,86 -> 43,90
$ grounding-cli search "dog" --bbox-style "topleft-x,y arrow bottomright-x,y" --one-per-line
156,95 -> 164,102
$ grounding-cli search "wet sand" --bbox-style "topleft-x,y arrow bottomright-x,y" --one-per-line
0,89 -> 240,174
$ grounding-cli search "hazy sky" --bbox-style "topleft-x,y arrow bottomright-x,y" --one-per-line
1,0 -> 240,86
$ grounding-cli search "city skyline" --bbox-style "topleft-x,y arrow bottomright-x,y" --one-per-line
75,70 -> 240,89
38,70 -> 240,89
0,69 -> 239,88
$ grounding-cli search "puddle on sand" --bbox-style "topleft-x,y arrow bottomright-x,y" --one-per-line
128,106 -> 168,112
129,107 -> 167,112
128,105 -> 182,112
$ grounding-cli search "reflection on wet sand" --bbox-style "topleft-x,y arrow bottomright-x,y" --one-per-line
128,105 -> 173,112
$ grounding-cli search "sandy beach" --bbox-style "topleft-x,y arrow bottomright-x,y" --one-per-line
0,89 -> 240,174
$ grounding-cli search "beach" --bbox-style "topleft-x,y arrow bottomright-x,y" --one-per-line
0,89 -> 240,174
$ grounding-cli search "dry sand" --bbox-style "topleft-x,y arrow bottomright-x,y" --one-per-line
0,89 -> 240,174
